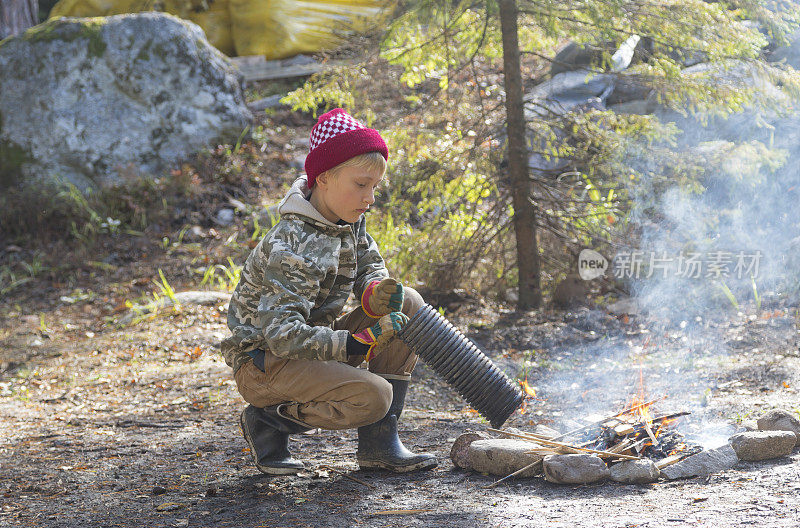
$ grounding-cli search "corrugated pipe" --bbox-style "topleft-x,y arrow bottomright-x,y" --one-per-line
397,304 -> 524,428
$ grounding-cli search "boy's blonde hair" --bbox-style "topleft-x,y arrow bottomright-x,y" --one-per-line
325,151 -> 387,179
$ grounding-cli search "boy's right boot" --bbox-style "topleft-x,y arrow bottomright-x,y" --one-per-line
356,379 -> 438,472
239,404 -> 311,475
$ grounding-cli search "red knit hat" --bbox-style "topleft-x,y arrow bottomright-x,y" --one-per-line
304,108 -> 388,187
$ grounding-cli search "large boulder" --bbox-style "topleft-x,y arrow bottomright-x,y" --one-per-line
550,41 -> 608,77
525,71 -> 615,118
0,13 -> 253,190
524,37 -> 642,174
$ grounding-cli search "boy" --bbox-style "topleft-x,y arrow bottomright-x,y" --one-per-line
220,108 -> 437,475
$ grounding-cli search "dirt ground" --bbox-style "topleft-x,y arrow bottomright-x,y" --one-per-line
1,83 -> 798,528
1,281 -> 799,527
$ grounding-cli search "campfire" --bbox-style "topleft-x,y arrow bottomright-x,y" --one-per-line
568,371 -> 702,466
489,395 -> 698,468
468,373 -> 713,487
441,312 -> 798,486
568,399 -> 699,466
509,370 -> 701,465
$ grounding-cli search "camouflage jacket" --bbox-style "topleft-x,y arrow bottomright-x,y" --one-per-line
220,177 -> 389,374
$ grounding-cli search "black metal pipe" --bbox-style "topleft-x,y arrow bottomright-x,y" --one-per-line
398,304 -> 524,428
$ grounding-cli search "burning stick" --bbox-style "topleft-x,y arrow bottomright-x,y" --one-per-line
614,423 -> 635,436
627,437 -> 650,454
654,454 -> 685,469
608,438 -> 636,454
643,421 -> 659,447
550,397 -> 666,441
487,428 -> 640,460
651,411 -> 691,422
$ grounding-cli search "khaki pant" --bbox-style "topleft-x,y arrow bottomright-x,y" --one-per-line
234,287 -> 424,430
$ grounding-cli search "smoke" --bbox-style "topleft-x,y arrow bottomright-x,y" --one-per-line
525,60 -> 800,446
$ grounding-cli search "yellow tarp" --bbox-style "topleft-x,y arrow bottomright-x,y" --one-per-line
49,0 -> 393,58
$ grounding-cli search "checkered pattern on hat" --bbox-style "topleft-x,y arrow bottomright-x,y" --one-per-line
309,111 -> 365,151
303,108 -> 388,188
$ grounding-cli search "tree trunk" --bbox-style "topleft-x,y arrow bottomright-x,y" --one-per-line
0,0 -> 38,40
498,0 -> 542,310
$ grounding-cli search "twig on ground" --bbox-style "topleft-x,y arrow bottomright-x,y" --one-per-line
482,459 -> 543,489
368,509 -> 433,516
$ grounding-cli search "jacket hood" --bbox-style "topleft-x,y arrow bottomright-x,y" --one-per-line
277,176 -> 345,230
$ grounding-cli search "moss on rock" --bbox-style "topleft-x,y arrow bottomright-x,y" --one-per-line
15,17 -> 108,58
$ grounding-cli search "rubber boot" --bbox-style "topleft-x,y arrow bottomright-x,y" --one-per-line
239,403 -> 312,475
356,379 -> 438,472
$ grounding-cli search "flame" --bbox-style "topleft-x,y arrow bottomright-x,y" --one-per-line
654,418 -> 676,438
517,376 -> 545,417
625,368 -> 653,426
616,367 -> 674,443
520,378 -> 537,398
668,442 -> 688,456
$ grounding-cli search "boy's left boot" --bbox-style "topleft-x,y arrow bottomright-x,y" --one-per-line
240,404 -> 311,475
356,379 -> 438,472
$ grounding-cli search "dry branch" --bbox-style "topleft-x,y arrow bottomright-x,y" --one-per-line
487,428 -> 640,460
482,459 -> 544,489
643,421 -> 659,447
608,438 -> 636,454
368,509 -> 433,516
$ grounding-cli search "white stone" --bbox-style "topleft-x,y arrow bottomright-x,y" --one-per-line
543,454 -> 609,485
468,439 -> 543,478
757,409 -> 800,446
729,431 -> 797,461
609,459 -> 660,484
660,445 -> 739,480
